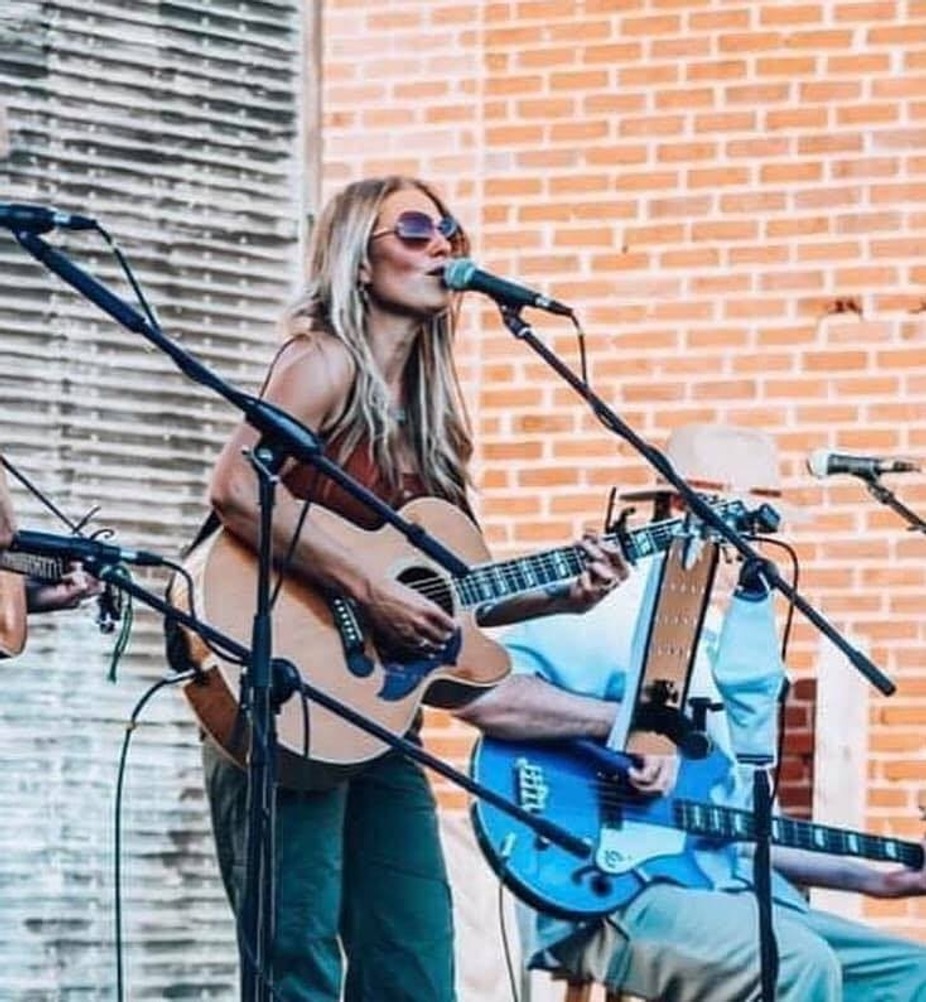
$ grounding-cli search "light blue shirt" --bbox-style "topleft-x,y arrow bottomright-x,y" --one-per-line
500,558 -> 807,963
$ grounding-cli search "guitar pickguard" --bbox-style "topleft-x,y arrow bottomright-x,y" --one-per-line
596,823 -> 685,875
377,627 -> 462,701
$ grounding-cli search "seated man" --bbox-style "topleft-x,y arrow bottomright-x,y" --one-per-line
459,424 -> 926,1002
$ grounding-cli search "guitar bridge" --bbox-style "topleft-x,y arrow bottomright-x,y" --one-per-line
329,596 -> 374,678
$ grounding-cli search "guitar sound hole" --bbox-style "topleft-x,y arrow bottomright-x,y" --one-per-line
397,567 -> 454,615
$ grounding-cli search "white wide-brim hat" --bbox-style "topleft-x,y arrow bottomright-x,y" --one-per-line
621,423 -> 805,524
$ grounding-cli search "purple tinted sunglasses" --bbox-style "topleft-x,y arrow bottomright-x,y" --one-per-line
370,210 -> 461,246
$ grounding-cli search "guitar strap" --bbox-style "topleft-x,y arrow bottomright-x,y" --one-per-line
625,534 -> 719,758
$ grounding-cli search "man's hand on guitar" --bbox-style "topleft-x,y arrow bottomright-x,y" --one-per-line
363,576 -> 456,654
877,838 -> 926,899
627,753 -> 680,797
560,532 -> 630,614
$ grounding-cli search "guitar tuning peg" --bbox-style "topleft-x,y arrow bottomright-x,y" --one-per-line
603,486 -> 637,537
602,486 -> 622,534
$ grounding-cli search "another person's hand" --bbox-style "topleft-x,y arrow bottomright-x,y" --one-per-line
877,838 -> 926,899
627,753 -> 679,797
560,532 -> 630,613
26,563 -> 102,614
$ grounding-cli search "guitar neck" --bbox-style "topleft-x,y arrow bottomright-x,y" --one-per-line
452,499 -> 746,609
0,550 -> 66,582
675,798 -> 925,869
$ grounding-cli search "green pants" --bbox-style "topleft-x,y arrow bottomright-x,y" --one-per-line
202,739 -> 456,1001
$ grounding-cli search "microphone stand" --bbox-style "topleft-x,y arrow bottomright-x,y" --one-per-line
749,760 -> 778,1002
83,554 -> 593,992
83,561 -> 594,857
241,446 -> 279,999
497,306 -> 895,696
861,475 -> 926,534
497,304 -> 901,1002
10,228 -> 472,1001
7,229 -> 594,999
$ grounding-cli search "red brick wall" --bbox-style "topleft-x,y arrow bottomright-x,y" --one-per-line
780,677 -> 817,821
322,0 -> 926,937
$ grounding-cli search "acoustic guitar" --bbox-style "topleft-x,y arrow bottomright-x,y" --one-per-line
172,495 -> 764,790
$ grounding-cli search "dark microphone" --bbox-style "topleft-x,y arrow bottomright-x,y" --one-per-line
10,529 -> 166,568
439,257 -> 574,317
0,202 -> 97,235
807,449 -> 920,480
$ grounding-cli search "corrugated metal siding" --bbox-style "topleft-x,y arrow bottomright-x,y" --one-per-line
0,2 -> 308,997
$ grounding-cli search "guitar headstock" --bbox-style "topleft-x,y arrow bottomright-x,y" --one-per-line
603,492 -> 783,570
714,497 -> 781,536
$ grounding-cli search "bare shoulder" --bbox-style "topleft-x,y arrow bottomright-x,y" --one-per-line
265,330 -> 356,428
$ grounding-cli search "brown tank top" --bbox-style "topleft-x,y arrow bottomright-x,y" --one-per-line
282,432 -> 426,530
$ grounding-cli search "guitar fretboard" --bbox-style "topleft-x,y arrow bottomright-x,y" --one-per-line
452,499 -> 748,609
0,551 -> 66,582
674,798 -> 924,869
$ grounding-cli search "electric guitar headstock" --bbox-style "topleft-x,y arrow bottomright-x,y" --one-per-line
604,488 -> 781,546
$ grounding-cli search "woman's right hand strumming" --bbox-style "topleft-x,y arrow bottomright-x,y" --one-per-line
362,576 -> 457,654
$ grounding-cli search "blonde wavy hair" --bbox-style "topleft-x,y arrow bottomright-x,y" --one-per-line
284,176 -> 473,507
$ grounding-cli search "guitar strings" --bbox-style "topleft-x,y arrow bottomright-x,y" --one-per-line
504,762 -> 912,859
382,504 -> 746,606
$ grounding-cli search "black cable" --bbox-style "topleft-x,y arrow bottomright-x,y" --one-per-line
114,672 -> 194,1000
167,555 -> 246,670
754,535 -> 801,662
267,495 -> 315,758
269,496 -> 312,609
97,223 -> 163,336
102,564 -> 134,683
114,669 -> 289,1002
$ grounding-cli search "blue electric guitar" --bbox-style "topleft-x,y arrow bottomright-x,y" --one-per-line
470,737 -> 925,920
